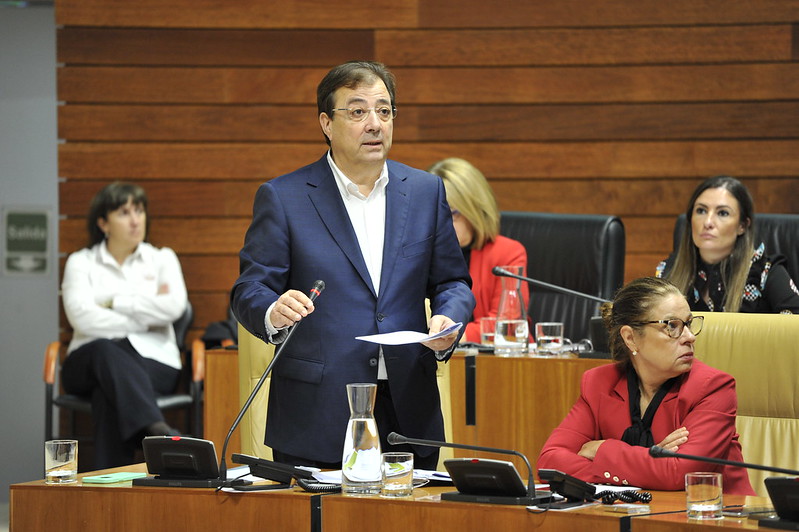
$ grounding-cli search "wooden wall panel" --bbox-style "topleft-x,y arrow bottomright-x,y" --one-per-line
420,1 -> 799,28
393,65 -> 799,104
57,28 -> 375,66
59,180 -> 259,217
58,178 -> 799,221
55,0 -> 419,29
58,143 -> 327,179
58,26 -> 792,67
55,0 -> 799,344
378,26 -> 792,66
59,141 -> 799,180
59,102 -> 799,142
60,218 -> 250,255
58,64 -> 799,104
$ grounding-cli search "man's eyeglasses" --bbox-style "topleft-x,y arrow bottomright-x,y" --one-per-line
331,105 -> 397,122
634,316 -> 704,339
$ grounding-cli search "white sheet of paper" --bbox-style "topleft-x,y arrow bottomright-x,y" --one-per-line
311,469 -> 447,485
355,322 -> 463,346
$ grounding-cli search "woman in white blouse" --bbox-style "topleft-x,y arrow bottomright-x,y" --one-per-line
60,182 -> 188,468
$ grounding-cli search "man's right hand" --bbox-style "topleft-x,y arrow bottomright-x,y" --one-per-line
269,289 -> 315,329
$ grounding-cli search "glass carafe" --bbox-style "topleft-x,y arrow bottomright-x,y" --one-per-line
341,382 -> 382,494
494,265 -> 529,356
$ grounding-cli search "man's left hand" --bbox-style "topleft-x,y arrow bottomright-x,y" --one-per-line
421,314 -> 458,351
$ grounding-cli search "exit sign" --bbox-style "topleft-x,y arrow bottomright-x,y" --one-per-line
3,208 -> 50,275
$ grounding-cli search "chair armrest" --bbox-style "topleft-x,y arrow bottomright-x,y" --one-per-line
191,339 -> 206,382
43,341 -> 61,385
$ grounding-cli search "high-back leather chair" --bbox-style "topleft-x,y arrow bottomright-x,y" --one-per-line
673,213 -> 799,283
499,212 -> 626,343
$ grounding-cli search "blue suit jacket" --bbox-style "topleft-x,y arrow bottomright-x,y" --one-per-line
231,155 -> 475,462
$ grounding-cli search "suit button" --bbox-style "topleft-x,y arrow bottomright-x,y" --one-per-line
604,472 -> 611,479
369,358 -> 378,367
622,479 -> 629,485
377,313 -> 385,322
612,476 -> 620,483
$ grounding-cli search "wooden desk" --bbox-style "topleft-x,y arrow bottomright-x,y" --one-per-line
9,464 -> 317,531
448,353 -> 610,473
629,491 -> 771,531
322,487 -> 623,531
10,465 -> 775,532
320,487 -> 770,532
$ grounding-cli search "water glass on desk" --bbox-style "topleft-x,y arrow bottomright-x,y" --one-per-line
480,316 -> 496,346
535,322 -> 565,356
686,472 -> 723,519
380,452 -> 414,497
44,439 -> 78,484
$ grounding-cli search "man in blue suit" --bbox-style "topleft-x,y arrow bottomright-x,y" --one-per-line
231,61 -> 475,470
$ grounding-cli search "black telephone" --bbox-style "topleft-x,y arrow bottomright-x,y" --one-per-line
231,453 -> 341,493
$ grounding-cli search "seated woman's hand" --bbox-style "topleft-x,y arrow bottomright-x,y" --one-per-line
657,427 -> 689,452
578,439 -> 605,460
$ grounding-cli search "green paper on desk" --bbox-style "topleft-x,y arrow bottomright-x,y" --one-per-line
83,472 -> 147,484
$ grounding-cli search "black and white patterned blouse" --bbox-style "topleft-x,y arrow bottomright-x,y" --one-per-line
656,243 -> 799,314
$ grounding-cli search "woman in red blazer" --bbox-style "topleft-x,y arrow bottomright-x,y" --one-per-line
537,277 -> 754,495
429,158 -> 529,343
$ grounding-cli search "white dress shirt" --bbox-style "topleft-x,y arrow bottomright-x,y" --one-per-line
61,241 -> 188,369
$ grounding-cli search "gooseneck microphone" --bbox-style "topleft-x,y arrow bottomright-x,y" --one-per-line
492,266 -> 610,304
387,432 -> 549,505
218,280 -> 326,486
649,445 -> 799,476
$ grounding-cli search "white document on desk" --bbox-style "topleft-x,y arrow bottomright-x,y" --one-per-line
312,469 -> 450,485
355,322 -> 463,346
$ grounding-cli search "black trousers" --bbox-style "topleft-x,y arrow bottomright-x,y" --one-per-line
272,380 -> 440,471
61,338 -> 179,469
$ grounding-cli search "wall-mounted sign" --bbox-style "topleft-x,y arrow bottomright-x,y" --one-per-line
3,207 -> 50,275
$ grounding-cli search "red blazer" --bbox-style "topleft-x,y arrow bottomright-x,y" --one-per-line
463,235 -> 529,343
537,360 -> 755,495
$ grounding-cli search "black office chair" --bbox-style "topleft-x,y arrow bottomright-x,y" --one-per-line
499,212 -> 626,343
672,213 -> 799,283
43,301 -> 205,443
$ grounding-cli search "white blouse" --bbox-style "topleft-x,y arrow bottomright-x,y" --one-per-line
61,241 -> 188,369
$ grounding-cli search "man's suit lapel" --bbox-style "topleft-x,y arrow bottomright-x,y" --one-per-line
306,158 -> 376,296
379,164 -> 410,299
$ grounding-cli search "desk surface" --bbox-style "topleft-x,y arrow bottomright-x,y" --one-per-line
11,464 -> 774,532
321,487 -> 768,532
9,464 -> 316,531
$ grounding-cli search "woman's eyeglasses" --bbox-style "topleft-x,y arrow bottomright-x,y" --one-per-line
634,316 -> 704,338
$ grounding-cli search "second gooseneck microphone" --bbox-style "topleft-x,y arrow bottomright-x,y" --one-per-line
492,266 -> 610,304
649,445 -> 799,476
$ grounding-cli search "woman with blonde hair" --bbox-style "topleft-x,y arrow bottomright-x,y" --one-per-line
428,157 -> 529,343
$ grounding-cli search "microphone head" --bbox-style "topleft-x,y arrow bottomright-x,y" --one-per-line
309,280 -> 325,301
492,266 -> 509,277
649,445 -> 670,458
387,432 -> 404,445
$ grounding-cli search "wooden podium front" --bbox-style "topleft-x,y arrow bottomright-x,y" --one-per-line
9,464 -> 318,531
10,464 -> 770,531
447,352 -> 609,474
